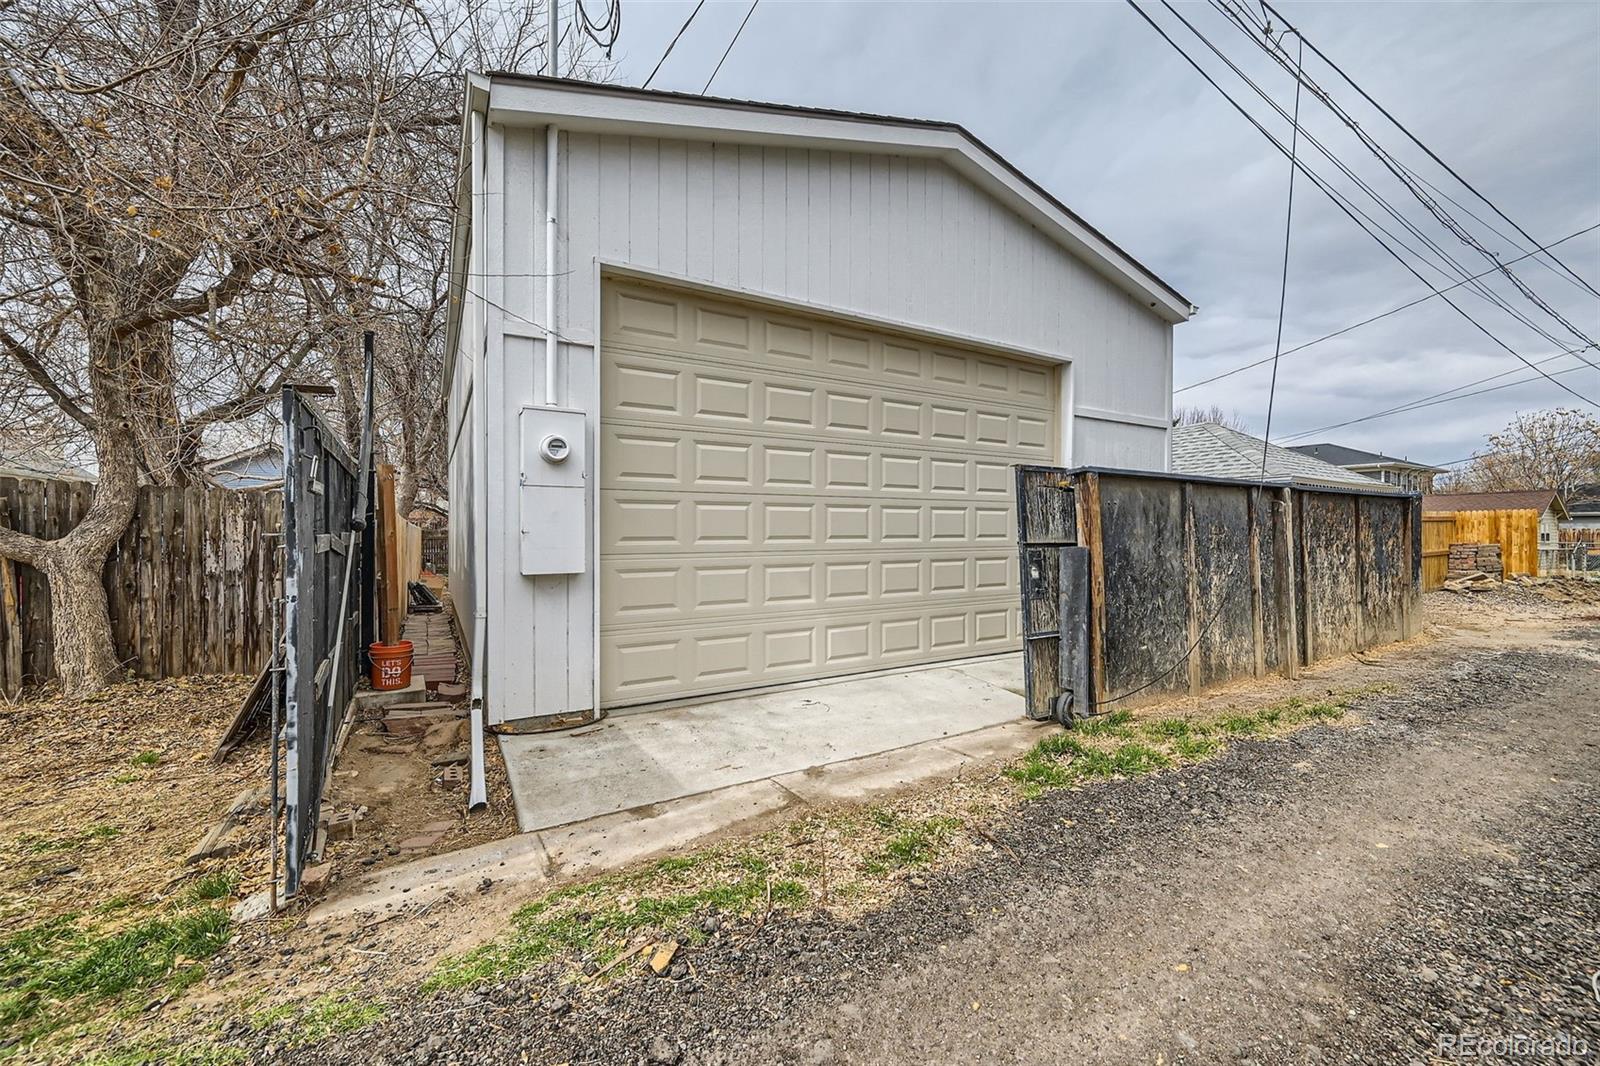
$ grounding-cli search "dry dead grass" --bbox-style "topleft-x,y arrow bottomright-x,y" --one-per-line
0,675 -> 269,936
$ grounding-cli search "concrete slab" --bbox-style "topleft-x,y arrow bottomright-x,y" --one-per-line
311,709 -> 1048,923
540,779 -> 797,877
772,741 -> 978,805
310,830 -> 553,924
498,655 -> 1024,831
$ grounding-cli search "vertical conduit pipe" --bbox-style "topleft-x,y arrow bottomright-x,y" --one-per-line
467,107 -> 489,811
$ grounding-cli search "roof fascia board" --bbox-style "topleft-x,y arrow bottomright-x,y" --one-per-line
442,75 -> 492,405
483,77 -> 1195,324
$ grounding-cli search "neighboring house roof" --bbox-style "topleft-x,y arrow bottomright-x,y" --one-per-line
205,442 -> 283,490
1288,442 -> 1447,472
1422,490 -> 1570,518
1170,423 -> 1405,492
0,449 -> 95,482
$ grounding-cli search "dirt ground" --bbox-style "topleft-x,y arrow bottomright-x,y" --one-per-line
9,577 -> 1600,1063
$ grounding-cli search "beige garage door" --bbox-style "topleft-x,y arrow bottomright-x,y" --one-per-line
599,281 -> 1057,708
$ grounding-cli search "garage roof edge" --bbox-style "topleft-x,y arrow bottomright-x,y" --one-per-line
477,74 -> 1196,324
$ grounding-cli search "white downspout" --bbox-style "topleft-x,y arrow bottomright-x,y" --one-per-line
545,123 -> 559,407
545,0 -> 560,408
468,106 -> 489,811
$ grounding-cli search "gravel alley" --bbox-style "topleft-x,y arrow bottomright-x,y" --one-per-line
288,596 -> 1599,1066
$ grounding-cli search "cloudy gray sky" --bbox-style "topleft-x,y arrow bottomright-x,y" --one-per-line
597,0 -> 1600,469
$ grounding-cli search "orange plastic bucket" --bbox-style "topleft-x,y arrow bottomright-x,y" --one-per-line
369,640 -> 413,690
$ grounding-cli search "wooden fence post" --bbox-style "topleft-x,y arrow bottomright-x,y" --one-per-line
1275,487 -> 1300,679
1181,481 -> 1202,697
1075,473 -> 1108,709
377,464 -> 401,645
1247,486 -> 1266,679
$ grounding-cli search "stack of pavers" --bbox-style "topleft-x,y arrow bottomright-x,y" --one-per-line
1446,542 -> 1502,580
403,609 -> 459,692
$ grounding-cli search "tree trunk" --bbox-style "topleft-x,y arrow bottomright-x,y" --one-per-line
39,542 -> 122,693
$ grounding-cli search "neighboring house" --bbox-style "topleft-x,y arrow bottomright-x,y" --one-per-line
0,449 -> 95,482
1422,489 -> 1569,546
205,443 -> 283,490
1287,442 -> 1445,493
1562,483 -> 1600,533
445,75 -> 1195,726
1170,423 -> 1406,493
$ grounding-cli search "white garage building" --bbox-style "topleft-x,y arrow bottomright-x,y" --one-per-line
445,74 -> 1193,742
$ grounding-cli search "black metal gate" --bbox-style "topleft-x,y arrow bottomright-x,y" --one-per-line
279,383 -> 373,895
1014,465 -> 1091,724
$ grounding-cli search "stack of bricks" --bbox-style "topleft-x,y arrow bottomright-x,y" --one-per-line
1446,542 -> 1502,578
402,610 -> 459,692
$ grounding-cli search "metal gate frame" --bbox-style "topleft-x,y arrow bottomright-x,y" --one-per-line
1014,465 -> 1092,724
279,370 -> 374,895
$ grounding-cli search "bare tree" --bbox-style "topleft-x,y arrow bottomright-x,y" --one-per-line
1174,404 -> 1252,432
1437,408 -> 1600,497
0,0 -> 604,694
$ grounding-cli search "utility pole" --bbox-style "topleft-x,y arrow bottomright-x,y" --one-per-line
547,0 -> 559,77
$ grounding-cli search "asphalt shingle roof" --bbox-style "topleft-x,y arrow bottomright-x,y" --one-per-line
1422,490 -> 1566,516
1169,424 -> 1403,492
1288,442 -> 1446,472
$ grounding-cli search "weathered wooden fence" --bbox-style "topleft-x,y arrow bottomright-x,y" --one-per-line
1018,467 -> 1422,720
420,528 -> 448,575
0,477 -> 281,695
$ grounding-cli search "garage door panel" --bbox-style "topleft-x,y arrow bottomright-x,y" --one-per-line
605,285 -> 1055,410
604,352 -> 1051,458
603,426 -> 1020,500
603,603 -> 1022,704
604,549 -> 1019,627
601,281 -> 1052,708
602,493 -> 1018,555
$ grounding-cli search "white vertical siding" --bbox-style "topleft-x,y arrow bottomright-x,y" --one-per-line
472,124 -> 1174,721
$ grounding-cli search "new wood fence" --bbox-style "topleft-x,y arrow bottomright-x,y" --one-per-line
0,477 -> 281,695
1420,508 -> 1541,588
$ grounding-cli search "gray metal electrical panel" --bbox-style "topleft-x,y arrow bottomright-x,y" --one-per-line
518,406 -> 587,575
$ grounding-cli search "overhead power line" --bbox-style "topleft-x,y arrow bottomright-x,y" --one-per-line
1124,0 -> 1600,410
1259,0 -> 1600,304
1220,1 -> 1600,359
643,0 -> 706,89
703,0 -> 759,95
1276,354 -> 1598,441
1259,34 -> 1303,480
1185,0 -> 1597,366
1176,221 -> 1600,394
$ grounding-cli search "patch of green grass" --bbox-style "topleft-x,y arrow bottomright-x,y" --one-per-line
245,995 -> 386,1048
83,1041 -> 247,1066
426,854 -> 808,991
876,816 -> 963,868
130,751 -> 162,768
0,906 -> 232,1044
1073,709 -> 1134,738
1218,713 -> 1265,736
17,823 -> 123,855
1005,732 -> 1172,797
1171,734 -> 1221,759
1143,717 -> 1194,740
1105,742 -> 1171,776
651,855 -> 702,875
110,773 -> 141,785
185,871 -> 239,904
